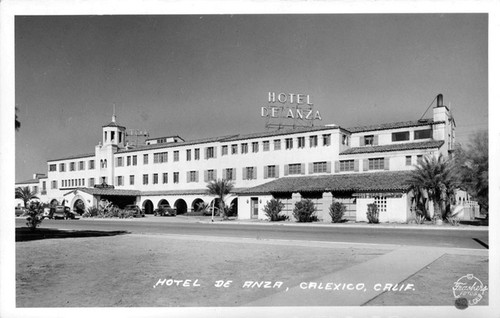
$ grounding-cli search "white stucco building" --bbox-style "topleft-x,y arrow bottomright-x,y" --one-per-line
17,93 -> 476,222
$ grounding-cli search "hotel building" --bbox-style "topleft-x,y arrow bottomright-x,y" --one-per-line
16,94 -> 476,222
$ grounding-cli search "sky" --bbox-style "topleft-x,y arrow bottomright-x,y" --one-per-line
13,13 -> 488,182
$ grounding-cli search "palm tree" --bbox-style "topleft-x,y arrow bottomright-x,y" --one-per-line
15,186 -> 39,208
408,154 -> 459,221
206,179 -> 234,220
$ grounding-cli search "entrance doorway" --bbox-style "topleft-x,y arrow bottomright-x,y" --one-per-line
250,197 -> 259,219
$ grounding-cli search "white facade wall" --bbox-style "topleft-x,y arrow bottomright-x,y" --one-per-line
356,195 -> 408,223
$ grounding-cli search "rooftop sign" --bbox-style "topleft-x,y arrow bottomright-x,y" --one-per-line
262,92 -> 322,129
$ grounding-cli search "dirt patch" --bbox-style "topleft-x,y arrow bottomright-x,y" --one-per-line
365,254 -> 489,306
16,234 -> 386,307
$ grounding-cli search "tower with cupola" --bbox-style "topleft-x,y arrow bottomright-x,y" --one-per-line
95,109 -> 126,186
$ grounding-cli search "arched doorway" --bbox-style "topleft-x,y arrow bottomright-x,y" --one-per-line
192,198 -> 205,212
73,199 -> 86,215
50,199 -> 59,206
229,198 -> 238,217
142,200 -> 154,215
209,198 -> 221,216
174,199 -> 188,215
158,199 -> 171,208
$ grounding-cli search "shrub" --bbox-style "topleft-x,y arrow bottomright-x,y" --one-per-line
293,199 -> 317,222
84,206 -> 99,218
366,203 -> 379,224
25,201 -> 44,230
447,216 -> 460,226
414,215 -> 426,224
329,202 -> 346,223
264,199 -> 286,221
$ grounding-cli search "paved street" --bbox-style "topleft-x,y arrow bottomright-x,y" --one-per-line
16,217 -> 489,250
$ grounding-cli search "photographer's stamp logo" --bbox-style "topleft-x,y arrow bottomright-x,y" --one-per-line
453,274 -> 488,309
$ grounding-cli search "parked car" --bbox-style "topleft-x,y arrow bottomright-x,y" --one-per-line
15,207 -> 27,217
154,205 -> 177,216
52,206 -> 79,220
124,204 -> 145,217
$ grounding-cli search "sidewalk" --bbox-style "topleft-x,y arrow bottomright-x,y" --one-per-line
145,214 -> 489,231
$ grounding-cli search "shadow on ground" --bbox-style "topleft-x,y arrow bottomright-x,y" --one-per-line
16,227 -> 130,242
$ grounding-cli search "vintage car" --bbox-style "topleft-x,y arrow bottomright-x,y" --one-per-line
124,204 -> 145,217
52,206 -> 78,220
153,205 -> 177,217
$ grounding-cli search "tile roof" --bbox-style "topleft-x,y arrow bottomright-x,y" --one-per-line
141,187 -> 246,197
15,179 -> 40,185
66,188 -> 141,196
47,153 -> 95,162
103,121 -> 126,129
345,119 -> 443,133
237,171 -> 414,195
223,125 -> 339,142
340,140 -> 445,155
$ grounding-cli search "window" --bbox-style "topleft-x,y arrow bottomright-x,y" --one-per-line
206,169 -> 216,181
285,138 -> 293,149
130,175 -> 135,185
414,129 -> 432,140
194,148 -> 200,160
313,161 -> 328,173
154,152 -> 168,163
392,131 -> 410,142
59,163 -> 65,172
288,163 -> 302,175
117,157 -> 123,167
42,181 -> 46,191
127,156 -> 131,166
222,145 -> 228,156
186,149 -> 192,161
364,135 -> 374,146
374,196 -> 387,213
244,167 -> 256,180
89,178 -> 95,187
89,160 -> 95,170
339,160 -> 355,172
224,168 -> 235,180
241,143 -> 248,154
188,171 -> 198,183
342,135 -> 349,146
70,162 -> 76,171
252,142 -> 259,153
79,161 -> 85,170
51,180 -> 57,189
153,173 -> 158,184
265,165 -> 278,178
417,155 -> 423,164
100,177 -> 106,184
173,172 -> 179,183
143,174 -> 149,185
132,155 -> 137,166
206,147 -> 215,159
369,158 -> 385,170
162,173 -> 168,184
143,154 -> 149,165
310,135 -> 318,147
274,139 -> 281,150
405,156 -> 412,166
298,137 -> 305,148
263,141 -> 270,151
174,151 -> 179,161
231,144 -> 238,155
323,134 -> 331,146
117,176 -> 123,186
49,164 -> 57,172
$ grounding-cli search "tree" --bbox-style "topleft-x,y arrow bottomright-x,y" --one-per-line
408,154 -> 460,221
453,131 -> 488,214
206,179 -> 234,220
15,186 -> 39,208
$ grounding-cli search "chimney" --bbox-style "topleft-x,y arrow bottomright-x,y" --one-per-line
436,94 -> 444,108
